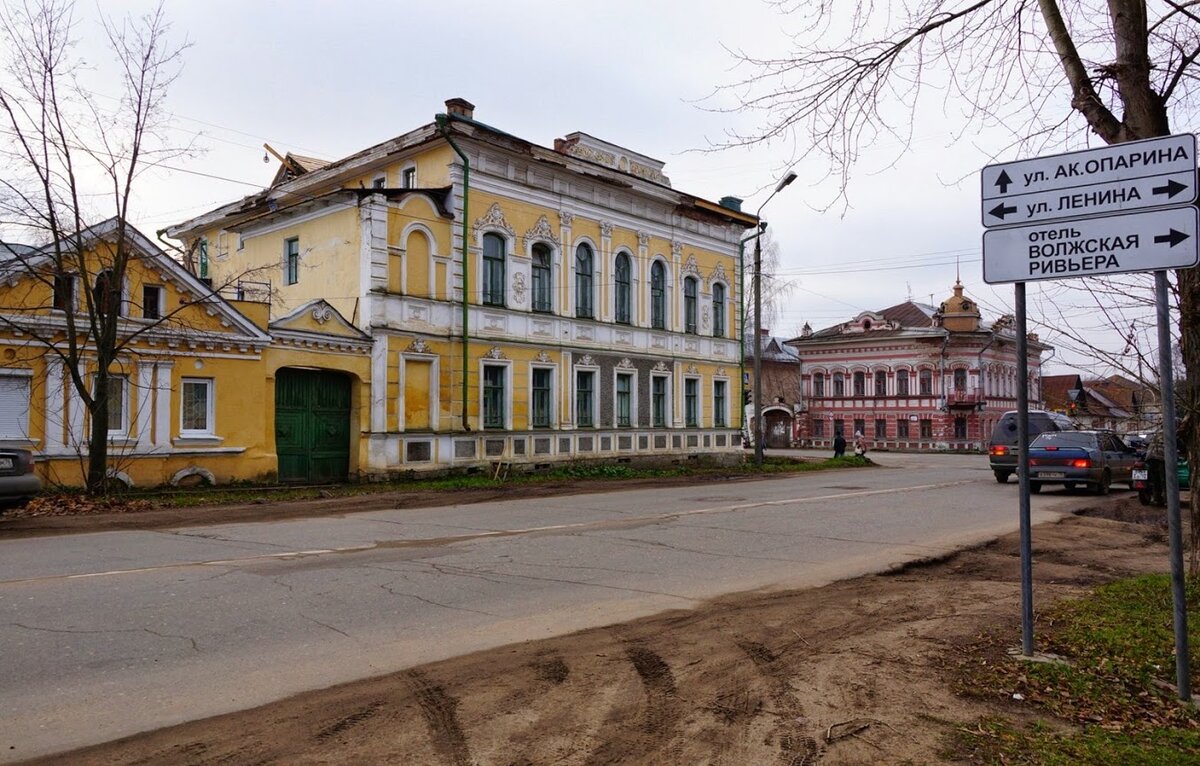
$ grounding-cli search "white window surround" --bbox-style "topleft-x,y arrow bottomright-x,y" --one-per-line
612,369 -> 638,428
683,375 -> 702,427
401,164 -> 416,188
141,284 -> 165,320
478,359 -> 512,431
476,229 -> 514,308
650,372 -> 672,428
573,361 -> 600,429
94,374 -> 130,437
372,173 -> 387,189
528,363 -> 557,429
0,369 -> 32,440
180,378 -> 215,437
526,239 -> 558,314
712,375 -> 730,428
52,273 -> 79,313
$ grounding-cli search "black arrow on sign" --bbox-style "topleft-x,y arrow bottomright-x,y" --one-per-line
994,170 -> 1012,194
1154,229 -> 1190,247
988,202 -> 1017,220
1152,179 -> 1189,199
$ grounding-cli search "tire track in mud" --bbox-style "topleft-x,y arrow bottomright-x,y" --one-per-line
581,641 -> 684,765
737,640 -> 820,766
405,670 -> 474,766
313,700 -> 385,742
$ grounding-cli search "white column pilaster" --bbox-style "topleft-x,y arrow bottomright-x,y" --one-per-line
44,362 -> 65,453
135,363 -> 154,450
153,361 -> 173,449
371,335 -> 388,432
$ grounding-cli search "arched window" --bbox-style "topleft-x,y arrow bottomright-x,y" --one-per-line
812,372 -> 825,398
897,369 -> 910,396
482,233 -> 505,306
531,243 -> 552,313
874,370 -> 887,396
712,282 -> 726,337
683,276 -> 698,334
650,261 -> 666,329
853,371 -> 865,397
575,243 -> 594,318
93,269 -> 121,317
953,368 -> 968,391
833,372 -> 845,397
614,252 -> 632,324
919,368 -> 933,395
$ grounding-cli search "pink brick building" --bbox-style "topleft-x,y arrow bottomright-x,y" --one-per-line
785,282 -> 1049,452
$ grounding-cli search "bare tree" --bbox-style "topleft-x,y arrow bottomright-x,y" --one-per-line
0,0 -> 191,493
715,0 -> 1200,571
742,229 -> 796,340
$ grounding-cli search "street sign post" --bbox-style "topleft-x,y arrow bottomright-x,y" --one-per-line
982,206 -> 1199,284
981,134 -> 1197,227
980,133 -> 1195,700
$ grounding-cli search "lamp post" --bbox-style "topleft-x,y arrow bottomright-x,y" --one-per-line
753,171 -> 797,467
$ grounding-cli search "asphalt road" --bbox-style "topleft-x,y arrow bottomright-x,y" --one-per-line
0,451 -> 1103,761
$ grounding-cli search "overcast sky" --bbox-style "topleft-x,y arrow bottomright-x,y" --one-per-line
44,0 -> 1164,376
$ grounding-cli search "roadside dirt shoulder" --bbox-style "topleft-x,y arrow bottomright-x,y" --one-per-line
23,498 -> 1172,765
0,472 -> 774,539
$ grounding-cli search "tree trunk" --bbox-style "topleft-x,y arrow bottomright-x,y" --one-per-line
1178,265 -> 1200,574
86,370 -> 109,494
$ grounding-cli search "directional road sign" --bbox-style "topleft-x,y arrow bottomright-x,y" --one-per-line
981,134 -> 1197,228
982,206 -> 1199,284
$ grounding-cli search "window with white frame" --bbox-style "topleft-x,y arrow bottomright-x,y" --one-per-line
94,269 -> 122,317
650,261 -> 666,330
402,167 -> 416,188
531,243 -> 552,313
575,369 -> 595,427
531,367 -> 553,428
712,282 -> 726,337
651,375 -> 669,427
614,252 -> 632,324
897,369 -> 910,396
52,274 -> 76,312
372,174 -> 387,189
142,285 -> 164,320
0,372 -> 31,438
713,379 -> 727,427
285,237 -> 300,285
684,377 -> 699,426
575,243 -> 594,318
683,277 -> 698,334
181,378 -> 214,436
198,238 -> 209,279
97,375 -> 129,435
482,233 -> 506,306
483,364 -> 506,429
616,372 -> 633,427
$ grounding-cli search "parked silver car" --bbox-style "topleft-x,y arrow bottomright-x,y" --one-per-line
1027,430 -> 1138,494
0,447 -> 41,508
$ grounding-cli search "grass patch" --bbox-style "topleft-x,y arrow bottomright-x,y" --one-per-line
950,575 -> 1200,764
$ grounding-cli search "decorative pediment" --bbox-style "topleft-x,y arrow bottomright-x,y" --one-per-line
652,361 -> 669,372
617,357 -> 634,369
485,346 -> 506,360
523,215 -> 559,248
558,210 -> 574,227
474,203 -> 515,237
709,262 -> 729,287
578,354 -> 596,366
269,299 -> 367,339
682,255 -> 701,278
599,221 -> 614,238
717,367 -> 727,376
405,338 -> 431,354
686,363 -> 699,375
535,350 -> 552,363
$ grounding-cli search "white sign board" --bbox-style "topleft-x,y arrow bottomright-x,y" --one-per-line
982,206 -> 1200,284
981,134 -> 1197,228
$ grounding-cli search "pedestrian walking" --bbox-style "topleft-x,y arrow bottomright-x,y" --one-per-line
833,432 -> 846,458
853,431 -> 867,458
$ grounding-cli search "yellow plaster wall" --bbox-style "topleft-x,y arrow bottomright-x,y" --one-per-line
204,206 -> 363,322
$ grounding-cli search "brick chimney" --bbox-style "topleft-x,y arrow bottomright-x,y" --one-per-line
445,98 -> 475,120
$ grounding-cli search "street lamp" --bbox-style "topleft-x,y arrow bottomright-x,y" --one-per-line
753,171 -> 797,467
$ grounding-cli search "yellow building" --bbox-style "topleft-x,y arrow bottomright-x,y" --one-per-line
0,219 -> 371,488
165,98 -> 758,478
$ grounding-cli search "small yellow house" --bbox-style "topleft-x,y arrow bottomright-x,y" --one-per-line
0,219 -> 371,487
166,98 -> 758,477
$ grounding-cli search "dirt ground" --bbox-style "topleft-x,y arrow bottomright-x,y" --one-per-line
21,495 -> 1177,766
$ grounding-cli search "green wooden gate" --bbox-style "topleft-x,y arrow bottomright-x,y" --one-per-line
275,369 -> 351,483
